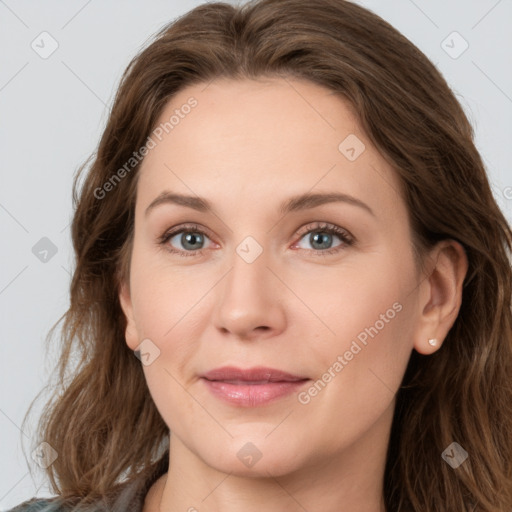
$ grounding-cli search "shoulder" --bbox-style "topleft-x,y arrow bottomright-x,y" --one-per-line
5,499 -> 66,512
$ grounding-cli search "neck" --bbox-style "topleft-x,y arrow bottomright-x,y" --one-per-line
147,404 -> 393,512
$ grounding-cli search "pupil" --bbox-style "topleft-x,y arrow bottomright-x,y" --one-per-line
183,233 -> 202,249
312,232 -> 331,249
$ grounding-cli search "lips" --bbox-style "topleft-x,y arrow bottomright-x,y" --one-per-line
201,366 -> 308,383
200,366 -> 310,407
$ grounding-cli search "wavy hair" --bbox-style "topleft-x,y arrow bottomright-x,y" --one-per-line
18,0 -> 512,510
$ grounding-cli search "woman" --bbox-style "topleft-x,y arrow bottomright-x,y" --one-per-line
10,0 -> 512,510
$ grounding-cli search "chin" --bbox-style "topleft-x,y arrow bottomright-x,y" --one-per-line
197,433 -> 307,478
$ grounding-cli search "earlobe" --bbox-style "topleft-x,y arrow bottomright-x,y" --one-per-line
413,240 -> 468,355
118,281 -> 139,351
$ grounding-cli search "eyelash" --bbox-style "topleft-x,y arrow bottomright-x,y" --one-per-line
157,222 -> 355,257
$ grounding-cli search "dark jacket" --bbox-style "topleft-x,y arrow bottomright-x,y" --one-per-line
6,451 -> 169,512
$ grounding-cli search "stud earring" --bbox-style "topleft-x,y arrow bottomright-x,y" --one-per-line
428,338 -> 438,347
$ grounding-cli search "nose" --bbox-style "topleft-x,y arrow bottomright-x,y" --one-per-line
212,242 -> 287,341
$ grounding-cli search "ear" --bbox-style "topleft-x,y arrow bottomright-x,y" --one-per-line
119,280 -> 140,351
413,240 -> 468,355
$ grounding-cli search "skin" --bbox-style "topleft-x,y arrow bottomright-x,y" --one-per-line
119,77 -> 468,512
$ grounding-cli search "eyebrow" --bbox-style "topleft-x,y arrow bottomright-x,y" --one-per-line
144,191 -> 375,217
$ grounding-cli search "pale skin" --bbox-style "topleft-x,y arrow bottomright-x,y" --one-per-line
119,77 -> 468,512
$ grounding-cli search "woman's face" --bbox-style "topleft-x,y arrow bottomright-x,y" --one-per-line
119,77 -> 429,477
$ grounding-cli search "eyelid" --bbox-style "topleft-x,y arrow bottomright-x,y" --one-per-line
294,222 -> 354,242
157,223 -> 214,249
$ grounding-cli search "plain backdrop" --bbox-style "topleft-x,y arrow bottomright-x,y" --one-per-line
1,0 -> 511,509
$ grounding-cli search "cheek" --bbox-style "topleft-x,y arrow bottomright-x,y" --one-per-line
127,246 -> 209,414
286,249 -> 414,351
129,239 -> 216,339
289,252 -> 415,426
306,308 -> 412,457
131,265 -> 205,430
131,272 -> 206,376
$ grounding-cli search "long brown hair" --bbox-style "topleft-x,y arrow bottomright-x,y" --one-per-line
19,0 -> 512,510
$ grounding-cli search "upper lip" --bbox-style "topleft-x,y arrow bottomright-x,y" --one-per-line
201,366 -> 309,383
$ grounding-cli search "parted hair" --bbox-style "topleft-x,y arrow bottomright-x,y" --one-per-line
18,0 -> 512,511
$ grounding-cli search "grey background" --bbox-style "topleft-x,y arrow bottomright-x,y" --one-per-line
1,0 -> 511,508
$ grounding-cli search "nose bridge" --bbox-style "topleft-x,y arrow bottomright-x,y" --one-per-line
213,233 -> 286,337
225,234 -> 271,305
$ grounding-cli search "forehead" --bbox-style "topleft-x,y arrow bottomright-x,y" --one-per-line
136,77 -> 405,221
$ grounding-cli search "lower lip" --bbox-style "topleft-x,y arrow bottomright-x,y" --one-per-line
201,378 -> 310,407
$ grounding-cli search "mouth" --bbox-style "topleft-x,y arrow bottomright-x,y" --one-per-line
201,365 -> 308,382
200,366 -> 311,407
